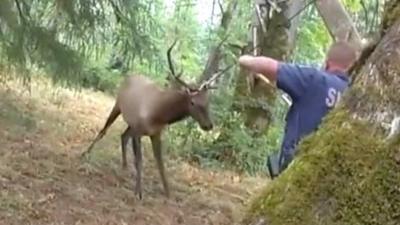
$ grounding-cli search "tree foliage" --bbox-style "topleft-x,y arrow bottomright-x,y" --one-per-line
0,0 -> 165,86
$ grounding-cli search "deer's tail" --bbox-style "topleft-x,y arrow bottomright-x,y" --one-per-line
82,103 -> 121,156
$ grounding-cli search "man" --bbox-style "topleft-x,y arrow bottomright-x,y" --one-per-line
238,41 -> 358,178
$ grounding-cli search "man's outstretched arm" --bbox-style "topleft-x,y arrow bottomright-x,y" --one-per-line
239,54 -> 318,101
238,55 -> 279,83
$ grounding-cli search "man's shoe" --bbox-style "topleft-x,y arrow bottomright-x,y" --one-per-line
266,152 -> 281,179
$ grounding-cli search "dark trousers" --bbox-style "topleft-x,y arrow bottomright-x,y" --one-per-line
267,147 -> 296,179
279,147 -> 295,172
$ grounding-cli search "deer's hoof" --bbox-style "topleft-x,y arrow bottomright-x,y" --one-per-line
135,192 -> 143,200
135,188 -> 143,200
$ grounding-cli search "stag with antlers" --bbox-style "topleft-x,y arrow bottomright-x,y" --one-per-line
80,40 -> 231,199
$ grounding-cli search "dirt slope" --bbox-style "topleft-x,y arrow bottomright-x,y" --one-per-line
0,78 -> 266,225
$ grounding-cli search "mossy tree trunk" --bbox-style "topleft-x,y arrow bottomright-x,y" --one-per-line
345,0 -> 400,124
233,0 -> 304,135
242,1 -> 400,225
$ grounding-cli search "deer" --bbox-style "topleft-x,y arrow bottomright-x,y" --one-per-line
80,40 -> 231,199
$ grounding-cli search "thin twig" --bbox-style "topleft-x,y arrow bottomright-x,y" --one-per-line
255,4 -> 267,34
217,0 -> 224,14
211,0 -> 216,24
286,0 -> 316,22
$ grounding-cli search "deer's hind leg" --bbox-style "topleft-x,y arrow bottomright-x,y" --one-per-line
120,126 -> 131,169
130,131 -> 143,200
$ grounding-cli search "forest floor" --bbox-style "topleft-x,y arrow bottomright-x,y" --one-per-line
0,77 -> 267,225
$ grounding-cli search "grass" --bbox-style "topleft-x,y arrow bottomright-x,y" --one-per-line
0,76 -> 267,225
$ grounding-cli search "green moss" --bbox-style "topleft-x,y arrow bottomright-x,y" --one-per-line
242,108 -> 400,225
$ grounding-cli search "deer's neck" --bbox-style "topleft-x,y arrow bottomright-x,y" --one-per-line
154,90 -> 190,125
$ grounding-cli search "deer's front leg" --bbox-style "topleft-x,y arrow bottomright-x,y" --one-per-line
150,134 -> 170,198
131,135 -> 143,200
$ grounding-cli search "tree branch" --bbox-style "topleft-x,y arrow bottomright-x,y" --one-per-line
255,4 -> 267,34
211,0 -> 216,24
370,0 -> 380,34
360,0 -> 369,32
218,0 -> 224,14
108,0 -> 122,23
14,0 -> 27,24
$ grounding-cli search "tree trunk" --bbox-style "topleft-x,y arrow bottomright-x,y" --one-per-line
241,1 -> 400,225
198,0 -> 238,82
287,0 -> 306,52
233,0 -> 304,135
315,0 -> 363,50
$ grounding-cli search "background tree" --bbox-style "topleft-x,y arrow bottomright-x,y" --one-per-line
233,0 -> 305,134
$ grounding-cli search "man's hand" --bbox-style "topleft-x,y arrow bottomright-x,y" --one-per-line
238,55 -> 279,83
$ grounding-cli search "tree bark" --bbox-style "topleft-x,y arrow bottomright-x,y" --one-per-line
315,0 -> 363,50
287,0 -> 306,52
344,13 -> 400,127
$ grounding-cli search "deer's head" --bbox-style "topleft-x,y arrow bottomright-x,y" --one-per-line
167,40 -> 230,131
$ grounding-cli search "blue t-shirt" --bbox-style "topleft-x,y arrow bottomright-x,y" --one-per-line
276,62 -> 349,154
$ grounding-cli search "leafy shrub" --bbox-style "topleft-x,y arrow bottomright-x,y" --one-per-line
80,65 -> 122,94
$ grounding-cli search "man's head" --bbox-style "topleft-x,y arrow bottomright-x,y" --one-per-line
324,40 -> 358,73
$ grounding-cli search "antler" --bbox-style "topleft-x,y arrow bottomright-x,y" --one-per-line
199,64 -> 234,91
198,34 -> 232,91
167,39 -> 192,90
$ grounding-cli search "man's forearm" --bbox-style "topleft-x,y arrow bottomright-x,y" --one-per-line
238,55 -> 279,82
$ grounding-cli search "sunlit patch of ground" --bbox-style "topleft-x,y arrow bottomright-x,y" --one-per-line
0,77 -> 267,225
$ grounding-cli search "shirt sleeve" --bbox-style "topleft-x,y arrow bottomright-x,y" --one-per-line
276,62 -> 319,101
